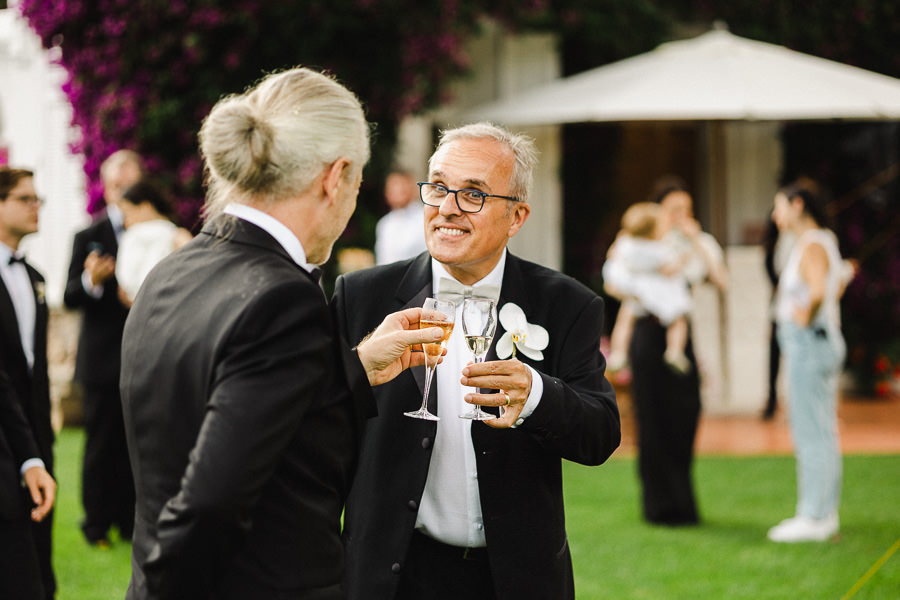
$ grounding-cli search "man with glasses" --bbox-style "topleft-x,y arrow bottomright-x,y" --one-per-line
0,167 -> 56,599
333,122 -> 620,600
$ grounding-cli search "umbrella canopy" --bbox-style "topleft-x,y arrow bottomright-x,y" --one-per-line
465,27 -> 900,124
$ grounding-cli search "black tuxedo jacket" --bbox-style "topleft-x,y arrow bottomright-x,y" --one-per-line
0,263 -> 53,473
121,216 -> 374,600
64,213 -> 129,387
332,252 -> 620,600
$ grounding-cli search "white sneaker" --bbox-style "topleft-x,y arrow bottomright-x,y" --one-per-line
767,514 -> 839,543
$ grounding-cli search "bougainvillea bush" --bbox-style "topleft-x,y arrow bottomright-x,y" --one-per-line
18,0 -> 666,235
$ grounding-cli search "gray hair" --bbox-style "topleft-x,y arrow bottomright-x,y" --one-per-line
429,122 -> 537,204
100,149 -> 143,183
199,67 -> 370,219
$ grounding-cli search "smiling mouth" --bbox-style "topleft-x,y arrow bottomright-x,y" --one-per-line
435,226 -> 468,237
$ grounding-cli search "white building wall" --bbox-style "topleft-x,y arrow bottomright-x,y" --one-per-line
0,7 -> 89,308
399,21 -> 564,271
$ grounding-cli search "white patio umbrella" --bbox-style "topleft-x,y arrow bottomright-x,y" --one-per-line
463,25 -> 900,409
465,26 -> 900,124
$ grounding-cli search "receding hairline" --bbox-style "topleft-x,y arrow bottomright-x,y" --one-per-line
101,149 -> 143,182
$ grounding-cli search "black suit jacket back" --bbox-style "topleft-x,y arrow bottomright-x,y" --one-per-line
64,214 -> 129,387
333,252 -> 619,600
122,216 -> 373,600
0,264 -> 53,472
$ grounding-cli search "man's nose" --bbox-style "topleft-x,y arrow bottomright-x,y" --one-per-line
438,192 -> 462,216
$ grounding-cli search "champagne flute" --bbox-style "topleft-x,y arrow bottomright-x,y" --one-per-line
404,297 -> 455,421
459,297 -> 497,421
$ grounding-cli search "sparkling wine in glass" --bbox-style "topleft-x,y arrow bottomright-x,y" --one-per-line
404,297 -> 455,421
459,297 -> 497,420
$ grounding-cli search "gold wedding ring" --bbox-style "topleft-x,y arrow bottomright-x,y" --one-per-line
503,392 -> 511,406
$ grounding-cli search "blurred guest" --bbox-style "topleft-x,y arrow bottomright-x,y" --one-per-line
374,169 -> 427,265
64,149 -> 142,547
115,180 -> 192,306
767,185 -> 849,543
0,369 -> 56,600
603,202 -> 693,376
628,176 -> 727,526
120,66 -> 444,600
0,166 -> 56,597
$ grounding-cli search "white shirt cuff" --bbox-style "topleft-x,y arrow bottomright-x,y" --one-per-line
511,365 -> 543,427
20,458 -> 45,476
82,270 -> 104,298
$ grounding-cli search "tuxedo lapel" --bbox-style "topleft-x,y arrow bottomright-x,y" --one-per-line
26,266 -> 48,369
486,254 -> 530,363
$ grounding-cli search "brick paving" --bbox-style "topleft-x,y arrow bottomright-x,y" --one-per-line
615,388 -> 900,457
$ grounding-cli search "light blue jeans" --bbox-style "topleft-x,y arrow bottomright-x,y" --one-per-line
777,321 -> 845,520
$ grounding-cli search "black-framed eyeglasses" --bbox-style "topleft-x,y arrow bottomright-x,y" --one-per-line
3,194 -> 43,207
417,182 -> 519,214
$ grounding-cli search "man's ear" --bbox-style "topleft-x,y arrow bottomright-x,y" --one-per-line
323,157 -> 352,204
507,202 -> 531,238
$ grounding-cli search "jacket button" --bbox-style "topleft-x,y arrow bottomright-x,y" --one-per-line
391,562 -> 402,574
407,500 -> 418,511
421,437 -> 432,449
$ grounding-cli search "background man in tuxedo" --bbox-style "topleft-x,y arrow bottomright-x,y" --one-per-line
64,149 -> 142,547
333,122 -> 621,600
374,169 -> 427,265
120,67 -> 446,600
0,166 -> 57,598
0,369 -> 56,600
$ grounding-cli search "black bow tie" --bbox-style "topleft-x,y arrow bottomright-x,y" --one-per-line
308,267 -> 323,284
8,254 -> 25,266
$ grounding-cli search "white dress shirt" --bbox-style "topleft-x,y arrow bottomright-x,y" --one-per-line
374,203 -> 427,265
0,243 -> 35,371
415,250 -> 543,547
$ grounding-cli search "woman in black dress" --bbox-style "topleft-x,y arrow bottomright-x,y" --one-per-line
628,177 -> 728,525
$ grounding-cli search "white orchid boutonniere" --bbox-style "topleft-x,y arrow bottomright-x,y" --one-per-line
34,282 -> 46,305
496,302 -> 549,361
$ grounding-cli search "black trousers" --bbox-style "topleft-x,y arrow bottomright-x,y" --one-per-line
395,531 -> 496,600
81,383 -> 135,541
630,317 -> 701,525
0,516 -> 45,600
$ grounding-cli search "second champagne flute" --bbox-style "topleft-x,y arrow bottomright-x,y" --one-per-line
404,297 -> 455,421
459,297 -> 497,420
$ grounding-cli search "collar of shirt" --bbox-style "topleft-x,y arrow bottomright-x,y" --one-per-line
430,247 -> 506,295
224,203 -> 316,274
0,242 -> 18,264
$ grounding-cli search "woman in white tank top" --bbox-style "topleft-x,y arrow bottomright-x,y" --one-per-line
767,185 -> 850,543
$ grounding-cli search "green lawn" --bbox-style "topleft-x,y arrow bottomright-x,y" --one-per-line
52,428 -> 899,599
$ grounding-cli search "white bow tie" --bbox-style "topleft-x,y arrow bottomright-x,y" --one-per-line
436,277 -> 501,305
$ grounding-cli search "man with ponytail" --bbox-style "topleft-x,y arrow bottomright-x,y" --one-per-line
120,67 -> 444,600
